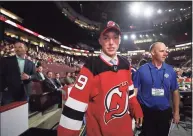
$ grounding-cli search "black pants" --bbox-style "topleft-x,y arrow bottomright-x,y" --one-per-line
53,91 -> 62,108
1,85 -> 28,106
141,105 -> 172,136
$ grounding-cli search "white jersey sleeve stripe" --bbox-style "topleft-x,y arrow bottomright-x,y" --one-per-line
129,93 -> 135,99
59,115 -> 83,130
129,84 -> 134,90
65,96 -> 88,112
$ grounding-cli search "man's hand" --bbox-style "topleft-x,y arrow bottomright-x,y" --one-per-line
173,112 -> 180,124
21,73 -> 30,80
135,117 -> 143,127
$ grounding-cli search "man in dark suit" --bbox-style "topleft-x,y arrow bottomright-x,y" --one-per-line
32,57 -> 41,68
36,65 -> 45,81
43,71 -> 63,108
0,42 -> 37,105
43,71 -> 59,92
54,73 -> 63,89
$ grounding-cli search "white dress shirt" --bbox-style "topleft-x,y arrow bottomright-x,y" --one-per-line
100,51 -> 118,65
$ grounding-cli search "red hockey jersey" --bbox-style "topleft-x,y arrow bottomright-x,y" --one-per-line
58,55 -> 143,136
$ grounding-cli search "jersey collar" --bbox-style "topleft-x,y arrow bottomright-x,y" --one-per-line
100,51 -> 118,65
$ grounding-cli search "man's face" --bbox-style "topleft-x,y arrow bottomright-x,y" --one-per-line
33,59 -> 36,63
38,66 -> 43,72
14,43 -> 27,56
5,45 -> 9,50
47,72 -> 53,78
99,30 -> 120,58
56,74 -> 60,79
151,43 -> 168,63
177,71 -> 181,76
27,56 -> 31,61
72,73 -> 75,77
67,73 -> 71,77
179,70 -> 183,75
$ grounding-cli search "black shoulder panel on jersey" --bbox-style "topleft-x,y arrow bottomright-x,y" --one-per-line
118,55 -> 130,69
83,56 -> 96,74
83,55 -> 130,76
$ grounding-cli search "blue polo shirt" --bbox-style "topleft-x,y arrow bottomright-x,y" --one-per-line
134,62 -> 179,110
131,66 -> 137,81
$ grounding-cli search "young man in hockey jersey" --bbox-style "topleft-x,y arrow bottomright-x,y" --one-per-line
58,21 -> 143,136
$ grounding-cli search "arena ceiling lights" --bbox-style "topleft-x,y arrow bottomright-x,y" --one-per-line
144,7 -> 154,17
130,34 -> 136,40
157,9 -> 162,14
123,33 -> 157,41
129,2 -> 154,18
0,15 -> 50,42
130,3 -> 191,18
175,42 -> 192,48
130,2 -> 142,17
60,45 -> 89,53
0,7 -> 23,23
123,35 -> 128,40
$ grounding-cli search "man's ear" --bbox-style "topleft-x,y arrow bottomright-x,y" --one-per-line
151,50 -> 155,56
98,37 -> 102,47
119,36 -> 121,44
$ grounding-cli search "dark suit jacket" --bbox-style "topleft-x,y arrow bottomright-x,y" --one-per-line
0,56 -> 37,101
35,61 -> 41,68
42,78 -> 58,92
54,78 -> 63,88
35,72 -> 45,81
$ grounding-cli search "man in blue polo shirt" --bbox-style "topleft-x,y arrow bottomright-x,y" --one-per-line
134,42 -> 180,136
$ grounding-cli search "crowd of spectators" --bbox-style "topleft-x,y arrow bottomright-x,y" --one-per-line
0,40 -> 87,68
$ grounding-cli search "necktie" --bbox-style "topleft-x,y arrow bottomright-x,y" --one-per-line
110,59 -> 118,72
57,79 -> 61,84
49,78 -> 57,88
110,59 -> 116,65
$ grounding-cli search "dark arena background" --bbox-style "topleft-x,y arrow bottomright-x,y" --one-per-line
0,1 -> 192,136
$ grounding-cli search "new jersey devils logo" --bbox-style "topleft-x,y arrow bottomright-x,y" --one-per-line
104,81 -> 129,124
107,21 -> 115,27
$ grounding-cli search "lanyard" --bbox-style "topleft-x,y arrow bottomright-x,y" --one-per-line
148,65 -> 165,88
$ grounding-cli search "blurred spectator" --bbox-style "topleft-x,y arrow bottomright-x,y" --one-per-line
138,59 -> 148,67
35,65 -> 45,81
71,72 -> 76,81
32,58 -> 41,68
182,68 -> 192,78
176,68 -> 184,79
43,71 -> 58,92
64,72 -> 74,85
54,73 -> 63,89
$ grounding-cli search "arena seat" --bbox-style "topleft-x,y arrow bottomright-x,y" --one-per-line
31,81 -> 44,95
30,81 -> 61,112
29,92 -> 60,112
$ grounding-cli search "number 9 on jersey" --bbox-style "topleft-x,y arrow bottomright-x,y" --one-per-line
75,75 -> 88,90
